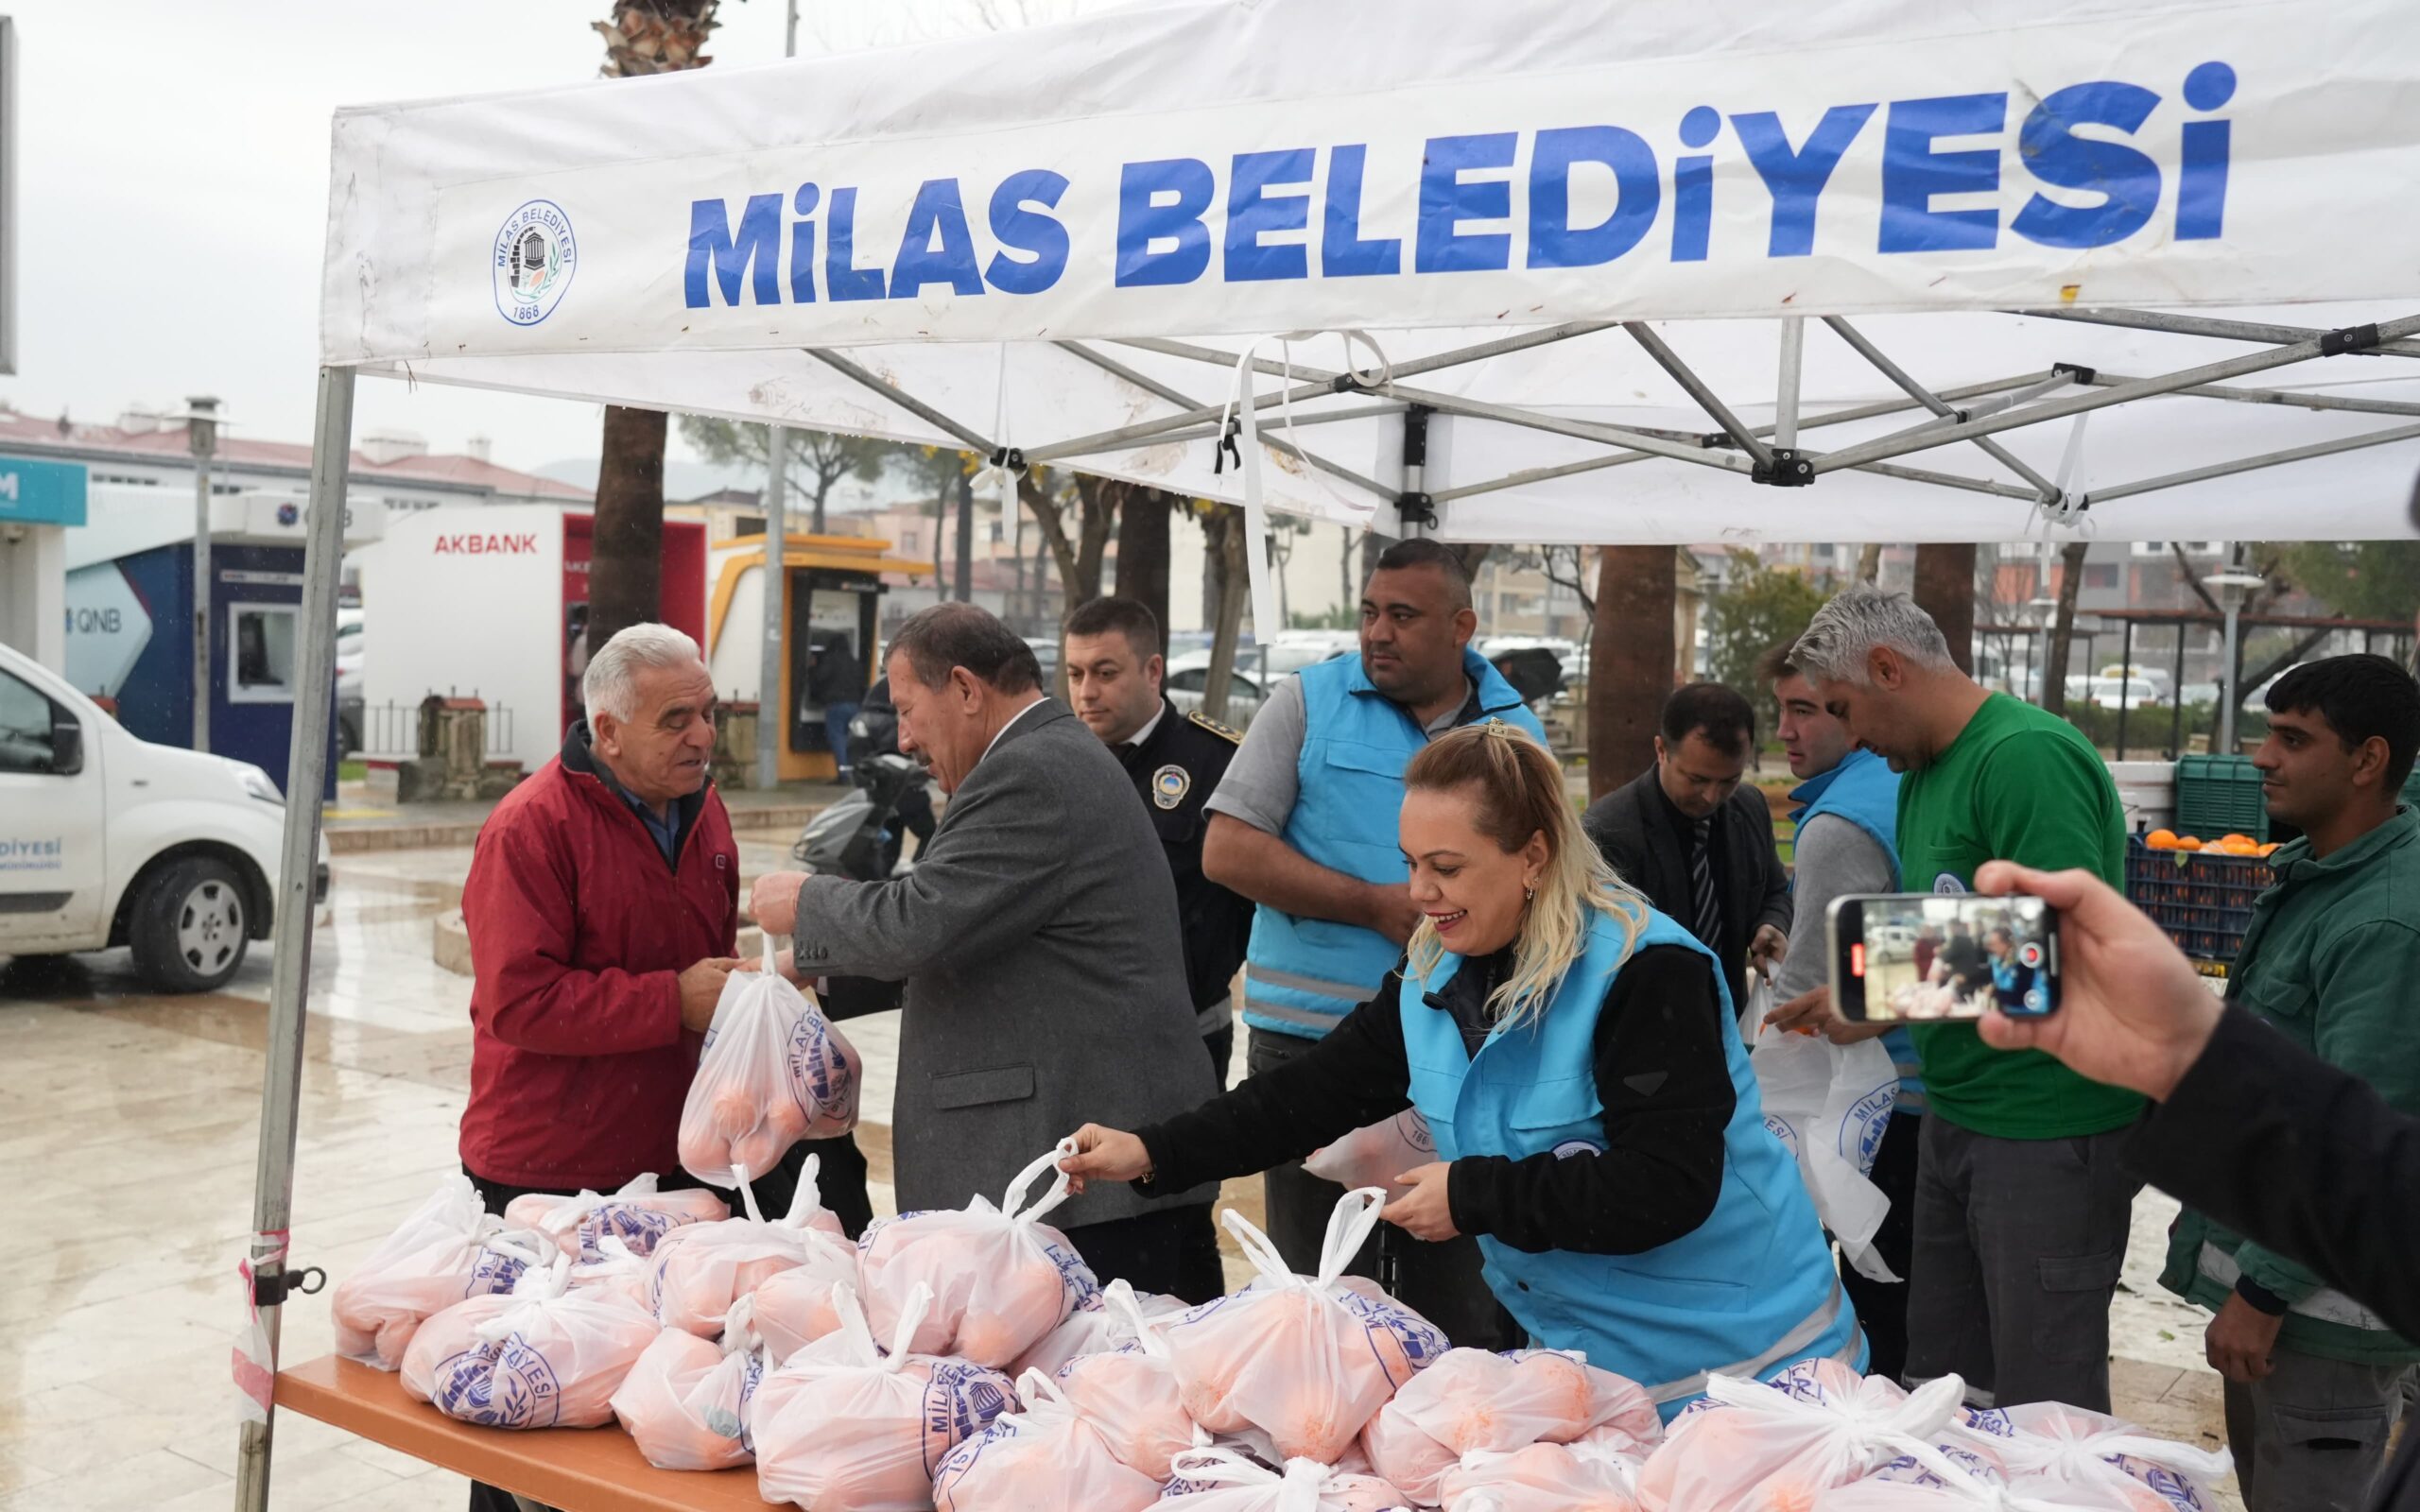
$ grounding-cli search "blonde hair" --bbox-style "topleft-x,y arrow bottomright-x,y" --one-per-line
1403,722 -> 1648,1033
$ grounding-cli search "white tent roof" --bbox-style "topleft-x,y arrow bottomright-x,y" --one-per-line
319,0 -> 2420,546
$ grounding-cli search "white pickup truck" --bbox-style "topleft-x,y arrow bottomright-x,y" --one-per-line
0,640 -> 327,990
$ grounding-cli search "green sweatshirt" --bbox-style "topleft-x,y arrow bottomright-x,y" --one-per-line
2159,805 -> 2420,1366
1895,693 -> 2145,1138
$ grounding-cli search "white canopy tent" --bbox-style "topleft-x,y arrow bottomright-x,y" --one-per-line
237,0 -> 2420,1500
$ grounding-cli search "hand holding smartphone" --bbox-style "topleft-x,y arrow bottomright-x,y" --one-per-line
1828,892 -> 2062,1023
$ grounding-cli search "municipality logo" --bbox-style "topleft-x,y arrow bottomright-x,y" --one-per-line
493,199 -> 577,326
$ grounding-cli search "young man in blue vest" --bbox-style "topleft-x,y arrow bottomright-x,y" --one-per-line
1201,538 -> 1546,1344
1759,641 -> 1924,1383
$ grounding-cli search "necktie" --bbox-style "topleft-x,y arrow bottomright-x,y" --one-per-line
1689,816 -> 1722,950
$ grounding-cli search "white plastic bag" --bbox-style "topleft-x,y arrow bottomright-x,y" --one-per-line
1161,1190 -> 1447,1463
1303,1109 -> 1434,1190
1962,1403 -> 2234,1511
1441,1438 -> 1651,1512
680,933 -> 862,1188
933,1368 -> 1164,1512
649,1158 -> 849,1337
503,1172 -> 730,1263
748,1234 -> 864,1363
1361,1348 -> 1661,1504
1741,971 -> 1902,1283
401,1254 -> 664,1430
1638,1363 -> 1992,1511
1055,1280 -> 1206,1482
331,1175 -> 548,1370
611,1297 -> 769,1470
1011,1277 -> 1190,1380
856,1143 -> 1100,1369
752,1281 -> 1019,1512
1155,1447 -> 1408,1512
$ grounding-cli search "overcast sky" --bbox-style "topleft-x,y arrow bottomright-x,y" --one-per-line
4,0 -> 1122,477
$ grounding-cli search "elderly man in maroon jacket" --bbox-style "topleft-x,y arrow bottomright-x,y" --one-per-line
458,621 -> 747,1213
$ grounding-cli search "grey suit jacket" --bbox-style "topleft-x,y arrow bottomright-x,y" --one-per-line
790,698 -> 1219,1227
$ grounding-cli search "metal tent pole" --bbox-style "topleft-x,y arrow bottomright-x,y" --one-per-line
1821,317 -> 2062,497
1774,317 -> 1805,452
232,365 -> 355,1512
2014,305 -> 2420,359
757,426 -> 786,791
2078,421 -> 2420,507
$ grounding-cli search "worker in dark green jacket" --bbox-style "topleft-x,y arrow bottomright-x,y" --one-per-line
2159,654 -> 2420,1512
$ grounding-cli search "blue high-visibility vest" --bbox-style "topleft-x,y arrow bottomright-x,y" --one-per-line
1789,748 -> 1925,1111
1399,905 -> 1864,1418
1240,648 -> 1545,1038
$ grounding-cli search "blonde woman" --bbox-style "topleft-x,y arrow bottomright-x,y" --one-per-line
1063,722 -> 1862,1418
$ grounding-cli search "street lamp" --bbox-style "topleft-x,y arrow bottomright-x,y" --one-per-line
2204,561 -> 2265,754
182,396 -> 224,752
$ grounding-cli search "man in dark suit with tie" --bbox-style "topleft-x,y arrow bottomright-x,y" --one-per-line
1581,681 -> 1792,1013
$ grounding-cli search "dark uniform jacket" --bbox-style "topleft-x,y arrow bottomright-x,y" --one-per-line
1581,765 -> 1790,1013
1115,697 -> 1253,1015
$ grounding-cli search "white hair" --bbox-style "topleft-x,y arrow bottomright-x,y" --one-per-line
583,623 -> 704,723
1791,584 -> 1956,686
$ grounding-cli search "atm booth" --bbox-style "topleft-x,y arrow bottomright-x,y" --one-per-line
704,535 -> 930,782
62,488 -> 387,798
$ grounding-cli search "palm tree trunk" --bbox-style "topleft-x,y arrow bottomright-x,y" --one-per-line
1857,542 -> 1883,584
1114,485 -> 1172,643
1914,543 -> 1978,675
589,405 -> 666,646
586,0 -> 719,646
1202,508 -> 1247,723
1590,546 -> 1675,799
2041,541 -> 2090,715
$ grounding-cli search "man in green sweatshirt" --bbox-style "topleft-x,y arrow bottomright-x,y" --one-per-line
2160,653 -> 2420,1512
1793,585 -> 2142,1413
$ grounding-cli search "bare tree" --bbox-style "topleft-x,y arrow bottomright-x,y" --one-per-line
2040,541 -> 2090,715
679,417 -> 890,533
1016,468 -> 1120,610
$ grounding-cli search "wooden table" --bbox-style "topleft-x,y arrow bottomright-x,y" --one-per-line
275,1355 -> 770,1511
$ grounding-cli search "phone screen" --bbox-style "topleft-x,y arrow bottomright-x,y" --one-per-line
1829,892 -> 2060,1022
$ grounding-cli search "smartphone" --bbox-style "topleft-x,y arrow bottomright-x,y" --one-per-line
1828,892 -> 2062,1022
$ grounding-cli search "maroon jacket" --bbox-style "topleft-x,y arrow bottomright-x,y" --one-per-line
458,725 -> 738,1190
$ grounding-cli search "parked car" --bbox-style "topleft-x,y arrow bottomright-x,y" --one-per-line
2083,676 -> 2166,711
0,640 -> 329,990
334,610 -> 366,755
1165,659 -> 1273,726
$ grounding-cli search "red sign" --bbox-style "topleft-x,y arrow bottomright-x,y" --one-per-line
432,532 -> 540,555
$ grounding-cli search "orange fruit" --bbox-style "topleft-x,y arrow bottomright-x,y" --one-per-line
2175,836 -> 2204,850
2257,842 -> 2280,857
2146,829 -> 2178,850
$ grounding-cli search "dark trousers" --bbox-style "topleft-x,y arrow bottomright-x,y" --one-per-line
822,702 -> 860,778
1903,1116 -> 2141,1410
1248,1027 -> 1519,1350
1065,1203 -> 1226,1305
2224,1352 -> 2412,1512
1203,1021 -> 1235,1089
460,1140 -> 822,1512
1840,1109 -> 1923,1383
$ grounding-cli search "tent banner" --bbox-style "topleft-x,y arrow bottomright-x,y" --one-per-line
350,0 -> 2420,362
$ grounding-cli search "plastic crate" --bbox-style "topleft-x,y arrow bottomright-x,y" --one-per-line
2173,754 -> 2271,844
2123,836 -> 2273,976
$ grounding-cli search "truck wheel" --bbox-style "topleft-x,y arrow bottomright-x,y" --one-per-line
128,858 -> 250,992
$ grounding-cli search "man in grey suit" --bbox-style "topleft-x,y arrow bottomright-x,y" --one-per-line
750,603 -> 1225,1299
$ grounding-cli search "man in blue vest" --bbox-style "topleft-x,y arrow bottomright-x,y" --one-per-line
1759,641 -> 1926,1384
1201,538 -> 1546,1344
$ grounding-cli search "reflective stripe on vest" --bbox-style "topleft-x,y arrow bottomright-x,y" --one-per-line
1400,905 -> 1862,1414
1648,1279 -> 1865,1406
2198,1241 -> 2393,1332
1242,649 -> 1547,1039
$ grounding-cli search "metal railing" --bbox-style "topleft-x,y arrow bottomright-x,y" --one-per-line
355,696 -> 516,761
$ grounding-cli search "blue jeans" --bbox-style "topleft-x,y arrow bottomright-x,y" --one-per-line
823,701 -> 859,778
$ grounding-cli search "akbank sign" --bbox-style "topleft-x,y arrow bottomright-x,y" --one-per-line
406,0 -> 2420,354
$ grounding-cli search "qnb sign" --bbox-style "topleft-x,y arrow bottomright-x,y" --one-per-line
431,532 -> 541,556
680,61 -> 2242,308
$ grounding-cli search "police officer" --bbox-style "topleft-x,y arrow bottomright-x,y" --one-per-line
1063,596 -> 1253,1084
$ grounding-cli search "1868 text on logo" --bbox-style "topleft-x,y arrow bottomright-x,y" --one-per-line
493,200 -> 578,326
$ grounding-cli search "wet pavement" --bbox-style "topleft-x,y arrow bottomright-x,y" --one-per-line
0,840 -> 2237,1510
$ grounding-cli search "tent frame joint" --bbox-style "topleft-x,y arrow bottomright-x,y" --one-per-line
252,1265 -> 326,1309
1751,447 -> 1817,487
2052,361 -> 2098,386
2323,323 -> 2382,357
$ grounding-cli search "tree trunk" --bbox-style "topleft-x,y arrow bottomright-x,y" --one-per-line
589,405 -> 667,645
1340,525 -> 1357,615
1857,542 -> 1883,584
1590,546 -> 1676,800
1913,543 -> 1977,675
954,468 -> 975,602
2040,541 -> 2090,715
1202,509 -> 1249,723
1115,486 -> 1173,645
931,498 -> 943,583
811,476 -> 830,536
